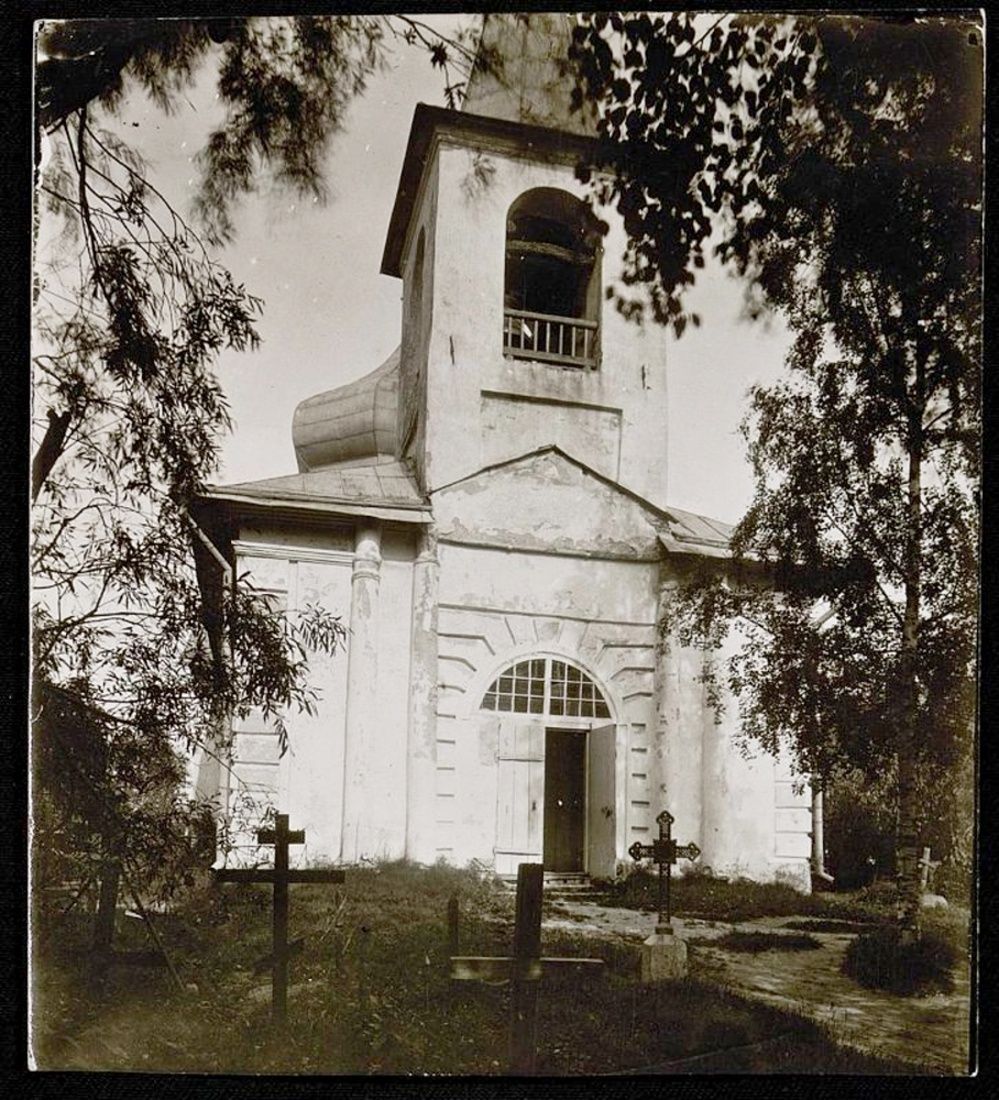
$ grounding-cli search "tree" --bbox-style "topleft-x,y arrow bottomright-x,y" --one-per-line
570,12 -> 981,932
32,15 -> 486,908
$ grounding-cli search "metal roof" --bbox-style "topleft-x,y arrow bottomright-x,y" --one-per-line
201,444 -> 738,556
658,506 -> 736,559
202,458 -> 430,525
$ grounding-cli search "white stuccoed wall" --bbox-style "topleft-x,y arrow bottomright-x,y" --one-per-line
356,527 -> 415,858
212,509 -> 811,884
693,620 -> 812,889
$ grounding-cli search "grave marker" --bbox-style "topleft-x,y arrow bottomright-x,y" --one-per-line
450,863 -> 604,1074
918,846 -> 940,891
628,808 -> 700,981
214,813 -> 344,1025
628,808 -> 700,932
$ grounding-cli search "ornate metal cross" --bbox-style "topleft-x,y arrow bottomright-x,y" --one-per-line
628,809 -> 700,932
214,813 -> 345,1025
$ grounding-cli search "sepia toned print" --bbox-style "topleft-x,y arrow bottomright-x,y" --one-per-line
31,11 -> 978,1075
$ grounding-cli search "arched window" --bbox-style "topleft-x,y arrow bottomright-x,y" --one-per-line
480,657 -> 611,719
503,189 -> 601,370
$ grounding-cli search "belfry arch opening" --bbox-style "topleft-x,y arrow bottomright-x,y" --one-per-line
502,188 -> 602,370
480,656 -> 616,876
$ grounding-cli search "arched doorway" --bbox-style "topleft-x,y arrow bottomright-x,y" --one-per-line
479,656 -> 616,875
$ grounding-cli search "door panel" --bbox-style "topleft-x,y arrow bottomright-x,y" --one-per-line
495,718 -> 544,875
587,723 -> 617,878
543,729 -> 586,872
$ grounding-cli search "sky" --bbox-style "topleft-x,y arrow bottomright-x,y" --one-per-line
84,14 -> 790,527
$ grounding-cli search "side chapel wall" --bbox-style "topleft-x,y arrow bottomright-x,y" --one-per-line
226,521 -> 417,865
699,623 -> 812,888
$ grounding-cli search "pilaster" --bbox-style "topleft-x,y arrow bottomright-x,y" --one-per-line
340,522 -> 382,862
650,562 -> 703,848
649,566 -> 678,815
405,524 -> 440,863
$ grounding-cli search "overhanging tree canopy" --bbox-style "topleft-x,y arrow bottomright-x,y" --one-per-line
32,14 -> 485,902
570,11 -> 981,928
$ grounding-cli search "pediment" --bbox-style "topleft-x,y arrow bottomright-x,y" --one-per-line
432,447 -> 668,559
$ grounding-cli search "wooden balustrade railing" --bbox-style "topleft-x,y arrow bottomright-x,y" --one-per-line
503,308 -> 598,369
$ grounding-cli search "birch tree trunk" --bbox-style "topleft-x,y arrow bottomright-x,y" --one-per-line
896,417 -> 923,938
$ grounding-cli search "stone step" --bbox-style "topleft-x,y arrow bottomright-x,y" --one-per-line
545,874 -> 605,901
499,872 -> 595,893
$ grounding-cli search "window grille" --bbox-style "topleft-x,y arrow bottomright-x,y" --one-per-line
480,657 -> 610,719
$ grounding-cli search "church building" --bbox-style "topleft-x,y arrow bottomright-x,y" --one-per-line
192,14 -> 814,889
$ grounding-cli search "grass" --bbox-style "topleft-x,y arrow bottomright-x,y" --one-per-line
31,861 -> 934,1075
593,868 -> 895,924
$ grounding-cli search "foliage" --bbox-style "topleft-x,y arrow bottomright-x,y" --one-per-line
825,755 -> 973,898
570,12 -> 981,930
32,682 -> 216,913
823,769 -> 898,889
31,15 -> 488,909
36,17 -> 487,243
843,920 -> 963,997
31,863 -> 929,1074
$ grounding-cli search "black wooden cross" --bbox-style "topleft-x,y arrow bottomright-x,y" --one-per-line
214,813 -> 345,1025
628,808 -> 700,931
450,863 -> 604,1075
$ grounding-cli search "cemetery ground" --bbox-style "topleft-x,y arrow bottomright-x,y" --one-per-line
31,862 -> 971,1075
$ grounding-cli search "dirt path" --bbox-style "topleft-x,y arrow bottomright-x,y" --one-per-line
544,899 -> 972,1075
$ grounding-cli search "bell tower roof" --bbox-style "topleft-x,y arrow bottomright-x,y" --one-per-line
381,12 -> 600,280
460,13 -> 597,136
380,105 -> 598,279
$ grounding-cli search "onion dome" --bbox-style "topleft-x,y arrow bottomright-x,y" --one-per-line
292,347 -> 399,472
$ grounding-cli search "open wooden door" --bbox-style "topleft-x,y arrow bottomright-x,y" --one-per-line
494,718 -> 544,876
586,723 -> 617,878
543,729 -> 586,872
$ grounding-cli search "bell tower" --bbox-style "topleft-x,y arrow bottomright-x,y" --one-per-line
381,14 -> 670,507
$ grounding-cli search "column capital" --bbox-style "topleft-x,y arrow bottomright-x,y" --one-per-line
353,520 -> 382,553
352,521 -> 382,579
415,523 -> 438,565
